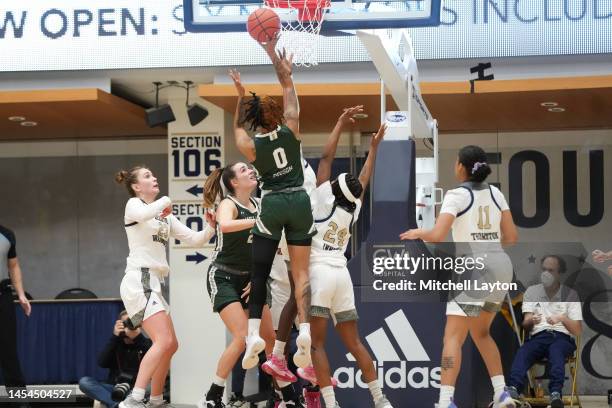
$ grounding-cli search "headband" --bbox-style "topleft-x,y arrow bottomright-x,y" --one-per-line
338,173 -> 358,203
471,162 -> 487,174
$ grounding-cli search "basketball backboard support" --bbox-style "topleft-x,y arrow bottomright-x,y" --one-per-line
183,0 -> 441,34
356,29 -> 440,229
357,29 -> 435,140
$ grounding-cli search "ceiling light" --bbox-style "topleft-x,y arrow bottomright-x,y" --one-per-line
21,121 -> 38,126
548,107 -> 565,113
8,116 -> 26,122
540,102 -> 558,107
353,113 -> 368,119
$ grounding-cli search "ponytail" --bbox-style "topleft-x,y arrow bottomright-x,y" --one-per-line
203,168 -> 224,208
203,164 -> 238,208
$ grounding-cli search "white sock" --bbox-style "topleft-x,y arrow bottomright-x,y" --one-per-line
131,387 -> 146,401
273,340 -> 286,357
299,323 -> 310,335
438,385 -> 455,407
277,380 -> 290,388
148,395 -> 163,405
321,386 -> 335,407
213,375 -> 226,387
491,375 -> 506,399
248,319 -> 261,336
367,380 -> 384,403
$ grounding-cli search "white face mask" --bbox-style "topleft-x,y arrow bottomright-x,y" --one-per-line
541,271 -> 556,288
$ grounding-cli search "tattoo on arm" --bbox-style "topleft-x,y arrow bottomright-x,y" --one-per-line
302,281 -> 311,320
283,86 -> 299,121
441,356 -> 455,371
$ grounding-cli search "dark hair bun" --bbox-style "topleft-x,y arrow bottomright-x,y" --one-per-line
471,163 -> 492,183
115,170 -> 128,184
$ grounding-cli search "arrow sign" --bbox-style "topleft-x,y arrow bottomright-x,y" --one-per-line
186,252 -> 207,264
186,184 -> 204,197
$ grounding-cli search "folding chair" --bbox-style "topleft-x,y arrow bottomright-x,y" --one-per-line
521,334 -> 582,408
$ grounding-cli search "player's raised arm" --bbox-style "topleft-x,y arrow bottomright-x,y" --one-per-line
357,123 -> 386,199
264,40 -> 299,136
316,105 -> 364,186
229,69 -> 256,162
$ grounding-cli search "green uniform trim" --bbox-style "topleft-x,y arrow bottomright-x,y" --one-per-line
252,189 -> 315,241
206,264 -> 250,313
253,125 -> 304,191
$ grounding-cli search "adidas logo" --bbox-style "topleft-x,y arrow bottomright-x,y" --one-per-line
152,300 -> 158,306
334,310 -> 441,390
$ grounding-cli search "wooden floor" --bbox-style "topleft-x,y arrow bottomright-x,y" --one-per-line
63,395 -> 610,408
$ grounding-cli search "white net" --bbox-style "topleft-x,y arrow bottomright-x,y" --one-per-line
264,0 -> 330,67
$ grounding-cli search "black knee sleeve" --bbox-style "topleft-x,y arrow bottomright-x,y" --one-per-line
248,235 -> 280,319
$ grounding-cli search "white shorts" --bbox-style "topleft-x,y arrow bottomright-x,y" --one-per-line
446,251 -> 512,317
309,262 -> 357,323
120,268 -> 169,327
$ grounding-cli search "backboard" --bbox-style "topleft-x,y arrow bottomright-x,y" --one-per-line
183,0 -> 441,34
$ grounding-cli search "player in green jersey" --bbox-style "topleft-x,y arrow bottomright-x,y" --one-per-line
199,162 -> 276,408
229,38 -> 315,371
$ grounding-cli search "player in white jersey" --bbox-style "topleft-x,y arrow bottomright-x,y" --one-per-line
400,145 -> 518,408
304,113 -> 392,408
115,166 -> 215,408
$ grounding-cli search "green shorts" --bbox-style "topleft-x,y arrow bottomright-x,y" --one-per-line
206,264 -> 250,313
253,189 -> 316,242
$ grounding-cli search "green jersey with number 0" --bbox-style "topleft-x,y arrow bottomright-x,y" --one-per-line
253,125 -> 304,191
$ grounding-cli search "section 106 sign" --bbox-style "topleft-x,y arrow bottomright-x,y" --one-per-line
170,134 -> 222,179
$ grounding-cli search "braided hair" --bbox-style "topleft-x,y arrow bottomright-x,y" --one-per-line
241,92 -> 283,132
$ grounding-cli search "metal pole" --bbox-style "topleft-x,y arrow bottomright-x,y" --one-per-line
349,127 -> 357,258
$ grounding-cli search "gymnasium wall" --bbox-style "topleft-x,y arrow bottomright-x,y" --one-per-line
0,139 -> 167,299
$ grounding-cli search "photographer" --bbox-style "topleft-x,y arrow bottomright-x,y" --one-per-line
79,310 -> 152,408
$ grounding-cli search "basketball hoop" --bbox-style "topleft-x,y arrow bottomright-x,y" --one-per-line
264,0 -> 330,67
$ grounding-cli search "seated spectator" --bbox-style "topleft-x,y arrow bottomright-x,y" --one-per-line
79,310 -> 152,408
507,255 -> 582,408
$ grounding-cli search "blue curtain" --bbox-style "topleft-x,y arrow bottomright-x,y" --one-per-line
14,301 -> 124,384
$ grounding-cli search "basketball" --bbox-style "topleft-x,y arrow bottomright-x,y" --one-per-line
247,8 -> 280,43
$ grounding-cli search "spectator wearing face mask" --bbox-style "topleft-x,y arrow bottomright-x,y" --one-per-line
506,255 -> 582,408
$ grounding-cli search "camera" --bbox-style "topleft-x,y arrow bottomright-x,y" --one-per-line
119,318 -> 136,338
111,373 -> 135,401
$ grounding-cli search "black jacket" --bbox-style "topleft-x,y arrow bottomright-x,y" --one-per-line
97,334 -> 152,384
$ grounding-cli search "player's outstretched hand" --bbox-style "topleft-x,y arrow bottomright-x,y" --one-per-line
229,69 -> 246,98
161,206 -> 172,218
205,209 -> 217,229
400,228 -> 421,241
274,47 -> 294,85
262,32 -> 280,60
337,105 -> 364,126
371,123 -> 387,149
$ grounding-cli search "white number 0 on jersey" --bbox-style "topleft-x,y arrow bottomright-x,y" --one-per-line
272,147 -> 288,169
